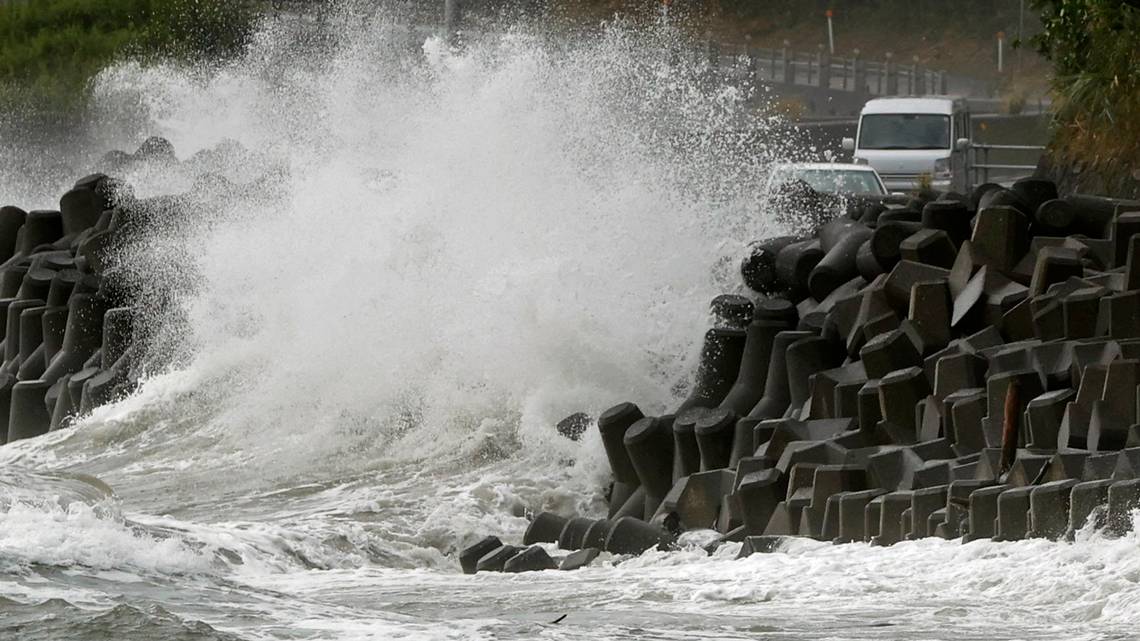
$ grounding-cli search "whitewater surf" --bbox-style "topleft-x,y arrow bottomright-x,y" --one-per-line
1,5 -> 1139,641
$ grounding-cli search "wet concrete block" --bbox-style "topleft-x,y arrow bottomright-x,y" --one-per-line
1032,297 -> 1066,342
857,379 -> 883,434
785,337 -> 845,418
695,408 -> 737,471
941,480 -> 990,538
737,535 -> 789,557
871,491 -> 914,546
1005,451 -> 1053,487
1028,479 -> 1078,539
871,221 -> 922,272
1069,479 -> 1112,535
1090,401 -> 1132,452
597,402 -> 645,516
901,229 -> 957,269
916,396 -> 942,442
1001,297 -> 1036,342
1106,290 -> 1140,340
1126,235 -> 1140,292
971,206 -> 1031,272
1044,451 -> 1090,484
1111,211 -> 1140,268
913,458 -> 952,488
559,547 -> 600,571
504,546 -> 557,573
755,417 -> 852,465
922,200 -> 972,246
762,501 -> 800,536
910,485 -> 949,539
776,239 -> 825,300
809,361 -> 868,420
476,545 -> 523,573
833,377 -> 868,421
1029,341 -> 1077,388
657,469 -> 735,531
557,517 -> 595,551
994,486 -> 1034,541
1026,389 -> 1074,451
736,468 -> 784,535
679,328 -> 747,412
582,519 -> 612,550
1083,451 -> 1120,481
749,330 -> 815,421
985,369 -> 1045,447
865,446 -> 919,490
934,353 -> 986,405
878,367 -> 932,443
604,517 -> 674,555
460,536 -> 502,575
1062,287 -> 1104,340
6,379 -> 50,443
1106,479 -> 1140,536
671,409 -> 704,482
820,493 -> 847,541
885,261 -> 951,315
908,280 -> 952,350
1113,447 -> 1140,480
810,225 -> 874,301
1029,246 -> 1085,297
742,236 -> 803,294
943,390 -> 989,453
860,328 -> 922,379
948,240 -> 984,299
524,512 -> 569,545
827,488 -> 883,544
965,484 -> 1011,541
624,416 -> 675,518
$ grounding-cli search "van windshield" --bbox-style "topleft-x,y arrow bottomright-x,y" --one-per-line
858,113 -> 951,150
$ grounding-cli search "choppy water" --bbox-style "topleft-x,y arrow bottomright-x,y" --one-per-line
2,5 -> 1140,640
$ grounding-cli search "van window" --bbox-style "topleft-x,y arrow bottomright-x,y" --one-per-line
858,114 -> 951,150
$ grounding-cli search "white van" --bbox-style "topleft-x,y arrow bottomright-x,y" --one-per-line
842,96 -> 971,194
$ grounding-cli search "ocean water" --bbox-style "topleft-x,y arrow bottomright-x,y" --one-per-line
2,6 -> 1140,640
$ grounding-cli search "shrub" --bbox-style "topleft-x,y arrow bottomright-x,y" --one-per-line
1031,0 -> 1140,183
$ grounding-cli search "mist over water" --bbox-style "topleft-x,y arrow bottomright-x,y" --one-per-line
2,6 -> 1138,641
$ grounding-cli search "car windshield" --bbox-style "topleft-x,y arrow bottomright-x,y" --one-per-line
858,113 -> 951,150
771,168 -> 885,195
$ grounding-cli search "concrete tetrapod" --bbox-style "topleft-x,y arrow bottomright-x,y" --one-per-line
459,536 -> 503,575
624,416 -> 675,519
745,330 -> 814,421
676,327 -> 747,413
597,402 -> 644,517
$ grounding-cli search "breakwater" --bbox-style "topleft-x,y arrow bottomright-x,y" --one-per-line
0,138 -> 192,445
464,178 -> 1140,572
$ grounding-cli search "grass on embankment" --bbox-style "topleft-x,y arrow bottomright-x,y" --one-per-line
0,0 -> 255,113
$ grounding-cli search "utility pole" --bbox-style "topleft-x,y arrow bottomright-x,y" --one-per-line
997,31 -> 1005,73
444,0 -> 461,45
1017,0 -> 1025,72
826,9 -> 835,55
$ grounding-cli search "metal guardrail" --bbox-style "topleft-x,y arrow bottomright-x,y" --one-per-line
970,143 -> 1046,186
709,42 -> 951,97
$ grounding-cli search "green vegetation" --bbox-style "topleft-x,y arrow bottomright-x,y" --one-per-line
1030,0 -> 1140,184
0,0 -> 256,110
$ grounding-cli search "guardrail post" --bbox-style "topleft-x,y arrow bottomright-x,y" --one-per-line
885,53 -> 897,95
781,43 -> 793,84
818,48 -> 831,89
915,66 -> 926,95
706,36 -> 720,70
443,0 -> 462,43
853,50 -> 867,94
